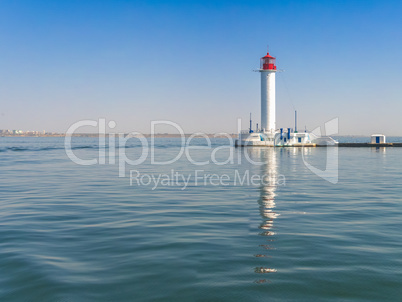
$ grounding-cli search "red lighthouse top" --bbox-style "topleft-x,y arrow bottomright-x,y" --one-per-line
260,52 -> 277,70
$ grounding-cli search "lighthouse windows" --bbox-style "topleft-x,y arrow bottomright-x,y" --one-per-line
260,56 -> 277,70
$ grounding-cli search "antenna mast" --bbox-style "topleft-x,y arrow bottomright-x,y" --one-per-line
249,113 -> 252,133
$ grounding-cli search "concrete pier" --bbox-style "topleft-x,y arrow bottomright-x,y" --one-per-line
337,143 -> 402,147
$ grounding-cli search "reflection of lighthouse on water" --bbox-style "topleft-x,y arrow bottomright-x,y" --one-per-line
248,148 -> 279,283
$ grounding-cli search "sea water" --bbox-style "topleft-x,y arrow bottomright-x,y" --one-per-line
0,137 -> 401,301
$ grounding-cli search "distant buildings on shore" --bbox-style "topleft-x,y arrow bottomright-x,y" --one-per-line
0,129 -> 61,137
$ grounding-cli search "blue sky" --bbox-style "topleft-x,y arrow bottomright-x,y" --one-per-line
1,0 -> 401,134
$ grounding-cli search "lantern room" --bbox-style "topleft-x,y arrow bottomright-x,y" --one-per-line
260,52 -> 277,70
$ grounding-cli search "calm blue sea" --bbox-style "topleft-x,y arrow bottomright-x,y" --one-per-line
0,137 -> 401,301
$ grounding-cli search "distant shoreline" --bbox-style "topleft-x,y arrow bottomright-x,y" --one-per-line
0,134 -> 393,138
0,133 -> 239,138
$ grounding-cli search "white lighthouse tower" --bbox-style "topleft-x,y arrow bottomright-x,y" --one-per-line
260,52 -> 277,133
235,49 -> 336,147
236,50 -> 279,146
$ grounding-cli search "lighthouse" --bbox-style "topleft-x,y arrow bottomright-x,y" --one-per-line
235,49 -> 337,147
260,52 -> 277,133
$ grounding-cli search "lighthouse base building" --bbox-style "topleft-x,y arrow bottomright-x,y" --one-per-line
235,51 -> 337,147
236,130 -> 317,147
